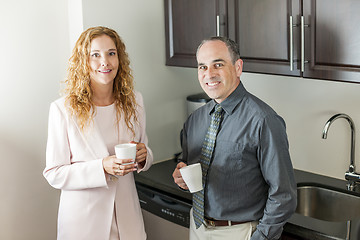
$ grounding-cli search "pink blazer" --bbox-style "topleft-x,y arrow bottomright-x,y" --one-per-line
44,92 -> 153,240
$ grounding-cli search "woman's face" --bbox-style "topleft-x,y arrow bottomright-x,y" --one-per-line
88,35 -> 119,88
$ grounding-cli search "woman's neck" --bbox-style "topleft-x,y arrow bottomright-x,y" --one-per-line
91,84 -> 114,106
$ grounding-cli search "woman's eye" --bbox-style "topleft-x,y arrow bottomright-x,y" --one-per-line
109,52 -> 117,56
91,53 -> 100,57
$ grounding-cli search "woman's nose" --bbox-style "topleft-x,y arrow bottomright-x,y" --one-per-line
101,57 -> 109,66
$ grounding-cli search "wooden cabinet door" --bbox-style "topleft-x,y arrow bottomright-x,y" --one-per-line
164,0 -> 228,68
303,0 -> 360,83
229,0 -> 301,76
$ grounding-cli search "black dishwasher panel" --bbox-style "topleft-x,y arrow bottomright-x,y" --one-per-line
136,183 -> 192,228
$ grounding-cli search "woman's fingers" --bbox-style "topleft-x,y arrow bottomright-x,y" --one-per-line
131,141 -> 147,164
103,156 -> 136,176
114,162 -> 137,176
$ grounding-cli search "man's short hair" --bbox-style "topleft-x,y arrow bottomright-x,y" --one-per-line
196,36 -> 241,64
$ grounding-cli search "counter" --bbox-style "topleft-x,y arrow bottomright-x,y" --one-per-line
134,159 -> 360,239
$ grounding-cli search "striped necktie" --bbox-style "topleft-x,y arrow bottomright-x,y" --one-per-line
193,104 -> 223,228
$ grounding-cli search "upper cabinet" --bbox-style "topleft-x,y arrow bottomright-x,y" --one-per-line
228,0 -> 301,77
164,0 -> 360,83
302,0 -> 360,82
164,0 -> 228,67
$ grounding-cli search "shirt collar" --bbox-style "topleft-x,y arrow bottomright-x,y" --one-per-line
207,81 -> 246,116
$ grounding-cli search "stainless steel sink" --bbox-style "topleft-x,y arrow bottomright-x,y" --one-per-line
296,185 -> 360,222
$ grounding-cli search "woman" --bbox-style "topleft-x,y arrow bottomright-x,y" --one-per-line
43,26 -> 153,240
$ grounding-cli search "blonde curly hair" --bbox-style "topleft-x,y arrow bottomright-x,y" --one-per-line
64,26 -> 138,135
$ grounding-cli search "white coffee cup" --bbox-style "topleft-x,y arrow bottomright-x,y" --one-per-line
179,163 -> 203,193
114,143 -> 137,165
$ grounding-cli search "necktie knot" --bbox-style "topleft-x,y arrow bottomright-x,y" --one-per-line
214,104 -> 222,114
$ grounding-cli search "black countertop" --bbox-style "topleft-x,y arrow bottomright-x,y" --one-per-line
135,158 -> 192,202
134,159 -> 360,240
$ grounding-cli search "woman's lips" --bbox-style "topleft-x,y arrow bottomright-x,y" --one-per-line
98,69 -> 111,73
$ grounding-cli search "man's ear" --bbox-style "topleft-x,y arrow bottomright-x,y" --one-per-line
235,59 -> 243,77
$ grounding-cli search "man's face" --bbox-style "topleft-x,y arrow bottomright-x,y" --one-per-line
196,40 -> 243,103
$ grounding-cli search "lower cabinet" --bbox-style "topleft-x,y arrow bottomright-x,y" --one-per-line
280,232 -> 307,240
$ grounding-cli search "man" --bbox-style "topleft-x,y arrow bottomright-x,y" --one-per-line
172,36 -> 297,240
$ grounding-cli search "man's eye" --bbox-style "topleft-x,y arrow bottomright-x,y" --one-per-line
215,63 -> 223,68
199,66 -> 207,70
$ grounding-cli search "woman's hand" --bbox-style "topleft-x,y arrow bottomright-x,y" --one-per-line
102,155 -> 137,176
130,141 -> 147,168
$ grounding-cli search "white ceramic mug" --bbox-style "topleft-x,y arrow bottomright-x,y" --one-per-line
180,163 -> 203,193
114,143 -> 137,165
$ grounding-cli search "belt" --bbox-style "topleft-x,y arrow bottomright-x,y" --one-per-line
204,217 -> 248,227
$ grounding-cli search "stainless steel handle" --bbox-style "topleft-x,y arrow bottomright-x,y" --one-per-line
301,16 -> 305,72
301,16 -> 310,72
300,16 -> 310,72
216,15 -> 220,36
346,220 -> 351,240
289,16 -> 294,71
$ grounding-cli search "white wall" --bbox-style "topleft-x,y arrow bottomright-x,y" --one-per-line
1,0 -> 359,239
0,1 -> 69,239
80,0 -> 202,160
242,74 -> 360,179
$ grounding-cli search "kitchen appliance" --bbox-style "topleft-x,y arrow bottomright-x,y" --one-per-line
186,93 -> 210,116
135,158 -> 192,240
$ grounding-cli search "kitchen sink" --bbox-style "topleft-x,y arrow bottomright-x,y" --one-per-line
296,185 -> 360,222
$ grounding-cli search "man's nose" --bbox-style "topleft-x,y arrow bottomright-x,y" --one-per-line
206,67 -> 216,78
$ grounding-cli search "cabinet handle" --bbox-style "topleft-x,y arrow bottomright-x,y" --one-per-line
301,16 -> 305,72
289,16 -> 294,71
216,15 -> 220,36
300,16 -> 309,72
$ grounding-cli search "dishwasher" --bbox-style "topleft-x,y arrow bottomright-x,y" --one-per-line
134,158 -> 192,240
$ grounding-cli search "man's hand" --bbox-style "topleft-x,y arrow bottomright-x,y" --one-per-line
172,162 -> 189,190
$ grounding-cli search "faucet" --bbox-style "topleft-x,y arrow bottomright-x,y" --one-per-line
322,113 -> 360,191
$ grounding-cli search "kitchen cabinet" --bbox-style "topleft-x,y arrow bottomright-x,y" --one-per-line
165,0 -> 360,83
280,233 -> 306,240
280,236 -> 302,240
302,0 -> 360,82
229,0 -> 360,83
228,0 -> 301,77
164,0 -> 228,67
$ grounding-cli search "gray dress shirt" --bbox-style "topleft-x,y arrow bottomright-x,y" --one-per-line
181,82 -> 297,240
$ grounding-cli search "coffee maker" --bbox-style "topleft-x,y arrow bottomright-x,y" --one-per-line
173,93 -> 211,160
186,93 -> 211,116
